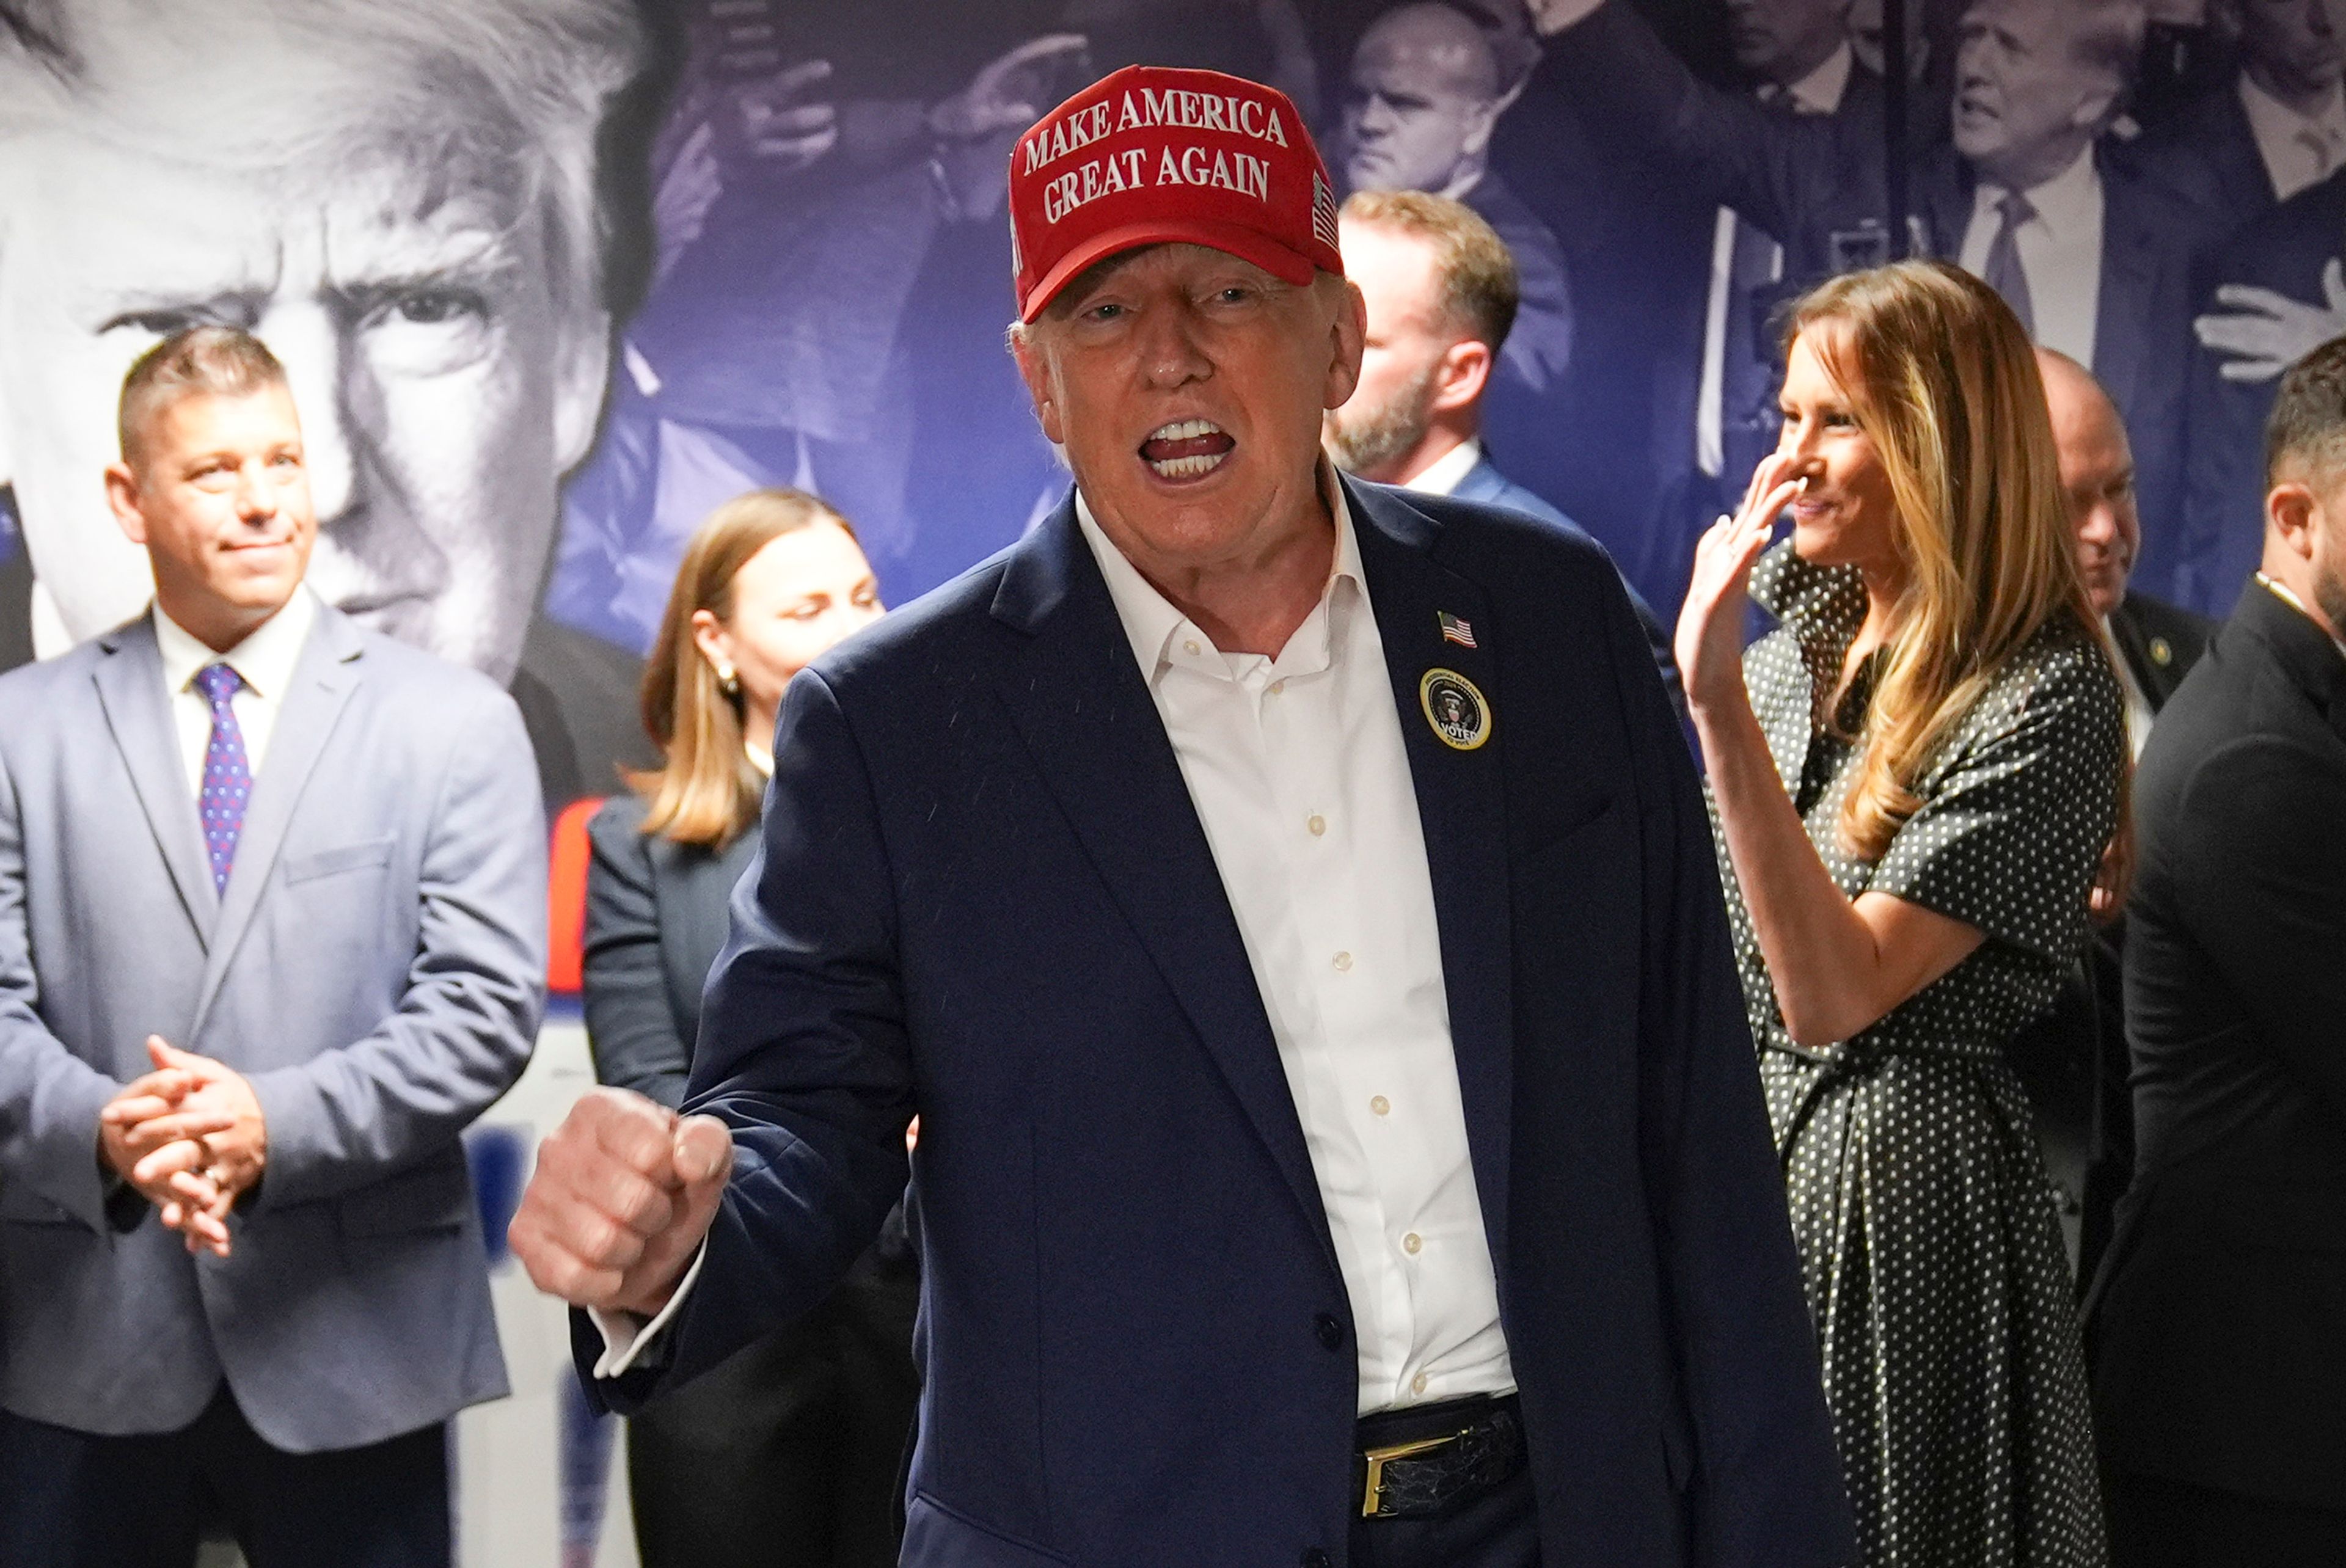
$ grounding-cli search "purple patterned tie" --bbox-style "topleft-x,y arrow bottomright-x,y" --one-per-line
193,663 -> 251,894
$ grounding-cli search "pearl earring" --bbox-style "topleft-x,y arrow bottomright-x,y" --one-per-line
715,660 -> 739,696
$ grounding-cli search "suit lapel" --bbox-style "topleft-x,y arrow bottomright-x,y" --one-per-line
988,500 -> 1339,1270
92,617 -> 217,943
192,607 -> 364,1032
1348,481 -> 1516,1284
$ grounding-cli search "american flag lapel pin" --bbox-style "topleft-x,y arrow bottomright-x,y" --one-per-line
1438,611 -> 1477,649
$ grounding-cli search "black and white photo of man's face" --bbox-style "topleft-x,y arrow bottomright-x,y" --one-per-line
1342,3 -> 1502,195
0,25 -> 612,684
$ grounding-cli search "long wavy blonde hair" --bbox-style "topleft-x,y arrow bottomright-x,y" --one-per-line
630,488 -> 857,849
1786,260 -> 2114,864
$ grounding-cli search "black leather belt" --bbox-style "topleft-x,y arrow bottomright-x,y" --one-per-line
1355,1393 -> 1526,1520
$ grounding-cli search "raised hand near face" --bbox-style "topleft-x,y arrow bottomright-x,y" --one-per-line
1675,451 -> 1803,712
508,1087 -> 733,1320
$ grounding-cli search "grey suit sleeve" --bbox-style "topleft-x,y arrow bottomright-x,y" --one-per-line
0,749 -> 122,1234
583,803 -> 692,1110
244,685 -> 548,1210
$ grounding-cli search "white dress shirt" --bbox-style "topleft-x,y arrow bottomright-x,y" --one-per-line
602,483 -> 1519,1411
1697,43 -> 1853,479
153,589 -> 318,792
1959,142 -> 2105,368
2239,74 -> 2346,205
1077,476 -> 1513,1415
2103,616 -> 2157,762
1403,438 -> 1482,498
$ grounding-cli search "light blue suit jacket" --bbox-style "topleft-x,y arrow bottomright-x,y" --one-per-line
0,601 -> 546,1452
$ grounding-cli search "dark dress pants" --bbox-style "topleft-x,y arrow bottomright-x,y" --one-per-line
2109,1471 -> 2346,1568
629,1254 -> 920,1568
0,1385 -> 448,1568
1347,1465 -> 1540,1568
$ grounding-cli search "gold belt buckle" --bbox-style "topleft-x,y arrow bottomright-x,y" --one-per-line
1360,1429 -> 1469,1518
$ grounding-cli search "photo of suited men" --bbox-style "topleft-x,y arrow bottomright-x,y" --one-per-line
2177,0 -> 2346,616
1522,0 -> 2220,608
0,0 -> 660,810
2124,0 -> 2345,241
0,328 -> 546,1564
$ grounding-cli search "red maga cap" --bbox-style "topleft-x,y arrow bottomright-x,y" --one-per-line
1008,65 -> 1344,324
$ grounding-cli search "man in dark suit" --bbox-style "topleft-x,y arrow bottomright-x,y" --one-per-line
0,329 -> 546,1565
2121,0 -> 2345,244
1325,186 -> 1683,702
511,65 -> 1853,1568
2006,350 -> 2212,1283
2086,336 -> 2346,1567
1524,0 -> 2221,604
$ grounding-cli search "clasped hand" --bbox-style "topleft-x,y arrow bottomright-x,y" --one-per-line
507,1088 -> 733,1321
97,1036 -> 267,1257
1674,451 -> 1804,713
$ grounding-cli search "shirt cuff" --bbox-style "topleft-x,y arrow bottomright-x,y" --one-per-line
589,1241 -> 707,1379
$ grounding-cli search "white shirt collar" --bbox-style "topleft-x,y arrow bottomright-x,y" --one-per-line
2238,73 -> 2346,184
1073,465 -> 1365,680
1778,40 -> 1854,117
1976,139 -> 2101,238
1403,439 -> 1483,498
154,588 -> 317,702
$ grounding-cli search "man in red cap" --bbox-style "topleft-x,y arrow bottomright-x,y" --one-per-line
511,65 -> 1852,1568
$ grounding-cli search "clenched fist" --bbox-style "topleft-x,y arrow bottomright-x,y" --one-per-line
508,1087 -> 732,1318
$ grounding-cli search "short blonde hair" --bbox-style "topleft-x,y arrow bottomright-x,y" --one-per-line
117,326 -> 287,469
1340,187 -> 1519,351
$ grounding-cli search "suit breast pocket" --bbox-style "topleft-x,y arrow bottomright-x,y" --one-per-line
283,836 -> 396,886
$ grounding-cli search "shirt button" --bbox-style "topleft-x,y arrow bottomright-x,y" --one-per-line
1306,814 -> 1326,837
1332,951 -> 1353,972
1313,1313 -> 1345,1351
1183,638 -> 1201,657
1370,1095 -> 1390,1117
1411,1371 -> 1430,1395
1269,679 -> 1286,695
1403,1233 -> 1422,1255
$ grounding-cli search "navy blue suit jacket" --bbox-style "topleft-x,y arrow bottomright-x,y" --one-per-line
582,479 -> 1852,1567
1450,454 -> 1686,710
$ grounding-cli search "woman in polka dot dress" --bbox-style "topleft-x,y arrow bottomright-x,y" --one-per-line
1675,260 -> 2124,1567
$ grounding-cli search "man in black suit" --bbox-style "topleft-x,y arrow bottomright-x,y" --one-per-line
2124,0 -> 2345,244
1522,0 -> 2220,602
2006,349 -> 2212,1283
2087,335 -> 2346,1567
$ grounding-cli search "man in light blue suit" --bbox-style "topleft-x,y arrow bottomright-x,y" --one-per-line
1326,186 -> 1684,707
0,327 -> 547,1566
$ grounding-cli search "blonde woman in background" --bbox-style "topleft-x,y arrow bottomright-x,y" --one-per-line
581,489 -> 911,1567
1675,261 -> 2125,1567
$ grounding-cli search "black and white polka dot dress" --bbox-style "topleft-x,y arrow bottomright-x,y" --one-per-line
1711,543 -> 2123,1568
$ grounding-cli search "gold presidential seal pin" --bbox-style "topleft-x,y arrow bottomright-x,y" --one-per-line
1420,669 -> 1491,751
